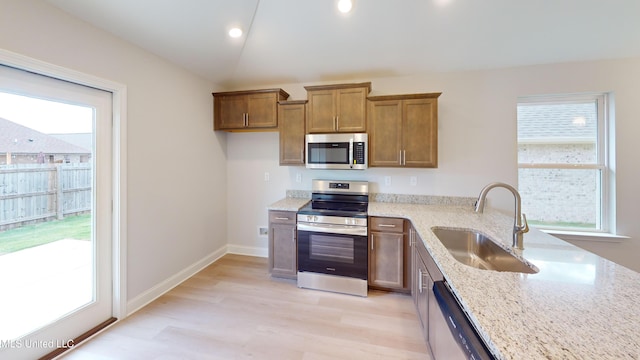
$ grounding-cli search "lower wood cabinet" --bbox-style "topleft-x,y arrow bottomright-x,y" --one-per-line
368,217 -> 410,291
411,225 -> 444,345
268,211 -> 297,279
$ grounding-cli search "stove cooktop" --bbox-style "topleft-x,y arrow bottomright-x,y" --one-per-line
297,200 -> 368,218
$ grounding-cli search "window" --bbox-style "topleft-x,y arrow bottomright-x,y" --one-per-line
517,93 -> 611,233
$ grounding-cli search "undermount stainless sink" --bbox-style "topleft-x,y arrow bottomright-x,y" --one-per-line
431,228 -> 539,274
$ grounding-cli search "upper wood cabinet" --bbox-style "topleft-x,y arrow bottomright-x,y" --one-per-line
367,93 -> 441,168
304,82 -> 371,133
213,89 -> 289,131
278,100 -> 306,166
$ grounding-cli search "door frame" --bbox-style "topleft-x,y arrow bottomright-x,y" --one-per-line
0,49 -> 128,321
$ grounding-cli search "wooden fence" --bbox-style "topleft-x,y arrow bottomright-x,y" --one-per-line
0,164 -> 91,230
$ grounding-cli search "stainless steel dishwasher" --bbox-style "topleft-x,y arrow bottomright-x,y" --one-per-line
430,281 -> 495,360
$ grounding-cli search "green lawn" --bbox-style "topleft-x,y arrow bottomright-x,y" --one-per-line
528,220 -> 595,230
0,214 -> 91,254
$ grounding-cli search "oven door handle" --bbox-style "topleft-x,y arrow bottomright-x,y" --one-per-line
297,222 -> 367,237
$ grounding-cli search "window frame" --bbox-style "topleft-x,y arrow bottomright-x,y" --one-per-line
517,93 -> 611,233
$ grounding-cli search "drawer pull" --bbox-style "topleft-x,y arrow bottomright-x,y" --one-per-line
275,217 -> 290,220
378,224 -> 396,228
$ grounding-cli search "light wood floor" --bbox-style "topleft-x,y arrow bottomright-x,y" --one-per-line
62,254 -> 431,360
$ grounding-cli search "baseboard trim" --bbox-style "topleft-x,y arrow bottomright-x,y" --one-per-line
126,245 -> 227,316
227,244 -> 268,258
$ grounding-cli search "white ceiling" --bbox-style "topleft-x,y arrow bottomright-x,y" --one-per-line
46,0 -> 640,88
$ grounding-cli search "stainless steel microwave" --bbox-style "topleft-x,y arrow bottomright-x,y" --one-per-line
305,133 -> 368,170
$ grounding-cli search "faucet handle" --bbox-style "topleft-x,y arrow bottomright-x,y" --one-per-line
520,213 -> 530,233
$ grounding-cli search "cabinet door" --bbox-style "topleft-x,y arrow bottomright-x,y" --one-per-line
403,98 -> 438,168
306,90 -> 336,133
369,231 -> 405,289
218,95 -> 247,129
269,211 -> 297,279
415,252 -> 429,342
336,87 -> 367,132
368,100 -> 403,167
278,102 -> 306,165
247,92 -> 278,128
270,223 -> 297,278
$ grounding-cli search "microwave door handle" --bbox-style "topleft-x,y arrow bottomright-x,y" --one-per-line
349,138 -> 354,168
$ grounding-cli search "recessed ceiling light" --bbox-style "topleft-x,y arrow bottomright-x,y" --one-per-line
337,0 -> 353,13
228,27 -> 243,38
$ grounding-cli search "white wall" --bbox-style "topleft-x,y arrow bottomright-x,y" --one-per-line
226,58 -> 640,272
0,0 -> 228,305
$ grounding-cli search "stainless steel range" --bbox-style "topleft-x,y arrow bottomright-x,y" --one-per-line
297,179 -> 369,297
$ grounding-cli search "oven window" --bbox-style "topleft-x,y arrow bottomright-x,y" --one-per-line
308,143 -> 348,164
309,234 -> 354,264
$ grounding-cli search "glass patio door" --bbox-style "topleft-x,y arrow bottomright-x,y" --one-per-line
0,64 -> 113,359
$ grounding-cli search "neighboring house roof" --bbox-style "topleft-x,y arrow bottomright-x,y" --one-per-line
51,133 -> 92,151
0,117 -> 90,154
517,103 -> 597,143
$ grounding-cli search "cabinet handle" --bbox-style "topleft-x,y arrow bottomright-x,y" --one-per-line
378,224 -> 396,228
371,234 -> 374,250
336,116 -> 339,130
245,113 -> 249,127
418,268 -> 423,294
403,150 -> 406,165
275,217 -> 289,220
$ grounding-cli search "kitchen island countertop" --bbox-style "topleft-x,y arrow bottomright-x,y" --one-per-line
269,197 -> 640,359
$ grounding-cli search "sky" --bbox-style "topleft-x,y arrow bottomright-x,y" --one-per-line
0,92 -> 93,134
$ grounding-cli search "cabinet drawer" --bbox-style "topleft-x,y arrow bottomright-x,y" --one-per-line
269,211 -> 296,225
370,217 -> 405,233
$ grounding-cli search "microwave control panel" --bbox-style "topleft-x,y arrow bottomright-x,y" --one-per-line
354,142 -> 365,164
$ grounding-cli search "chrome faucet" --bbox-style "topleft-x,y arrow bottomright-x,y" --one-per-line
474,182 -> 529,249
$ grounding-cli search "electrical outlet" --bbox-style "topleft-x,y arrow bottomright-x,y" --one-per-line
258,226 -> 268,236
410,176 -> 418,186
264,172 -> 270,181
384,176 -> 392,186
296,173 -> 302,183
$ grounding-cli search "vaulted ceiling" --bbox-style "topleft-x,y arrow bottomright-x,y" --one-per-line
46,0 -> 640,88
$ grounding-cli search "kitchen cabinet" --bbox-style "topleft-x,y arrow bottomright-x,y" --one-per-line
268,210 -> 297,279
304,82 -> 371,133
411,225 -> 444,345
369,217 -> 410,292
278,100 -> 306,166
367,93 -> 441,168
213,88 -> 290,131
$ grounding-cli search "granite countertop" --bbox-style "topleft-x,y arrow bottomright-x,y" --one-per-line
267,197 -> 310,212
268,196 -> 640,359
368,202 -> 640,360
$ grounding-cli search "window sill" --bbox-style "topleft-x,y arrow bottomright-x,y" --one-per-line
541,229 -> 628,243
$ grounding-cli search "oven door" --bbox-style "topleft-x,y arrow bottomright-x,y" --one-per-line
297,223 -> 368,280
